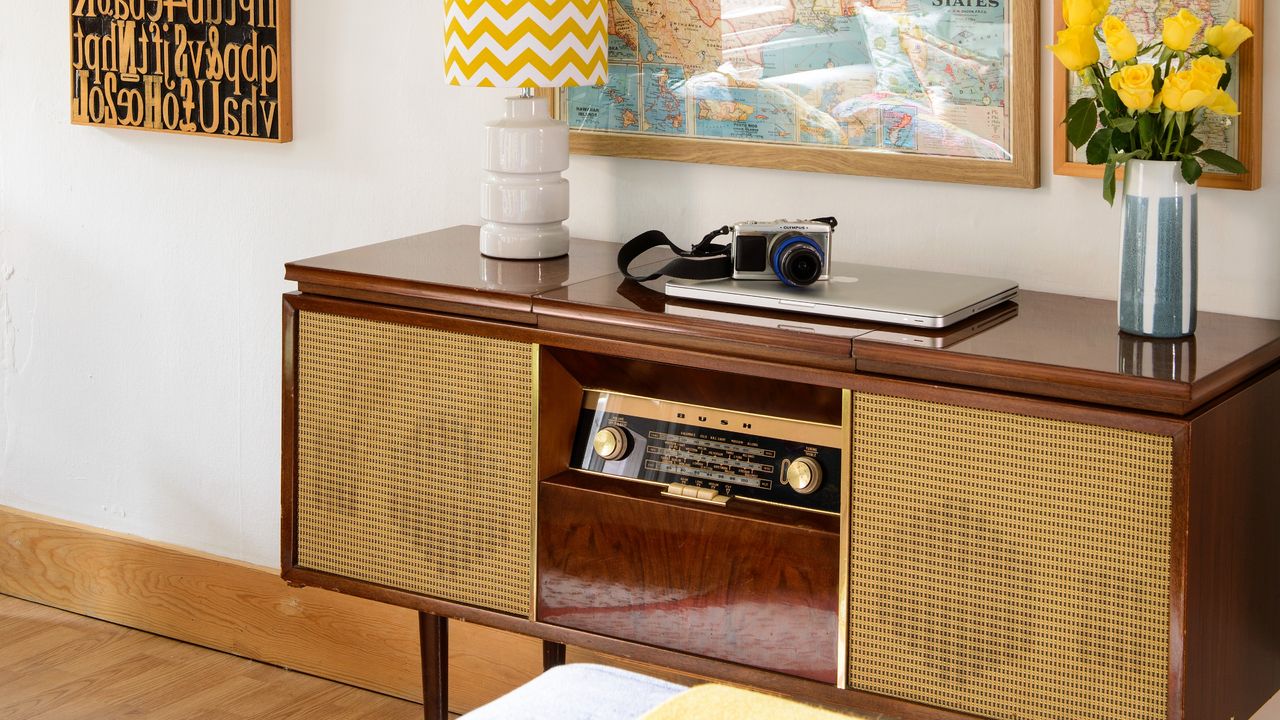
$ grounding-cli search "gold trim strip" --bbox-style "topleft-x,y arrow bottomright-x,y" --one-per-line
529,344 -> 541,622
581,388 -> 844,448
837,389 -> 852,690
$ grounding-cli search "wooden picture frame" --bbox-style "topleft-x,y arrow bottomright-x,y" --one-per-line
547,0 -> 1040,189
69,0 -> 293,142
1052,0 -> 1263,190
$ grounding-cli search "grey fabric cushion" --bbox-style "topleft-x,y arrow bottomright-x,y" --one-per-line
459,663 -> 685,720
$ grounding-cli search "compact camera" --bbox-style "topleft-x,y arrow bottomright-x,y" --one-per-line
730,220 -> 833,287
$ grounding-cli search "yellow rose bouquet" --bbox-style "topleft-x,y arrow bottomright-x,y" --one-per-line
1048,2 -> 1253,202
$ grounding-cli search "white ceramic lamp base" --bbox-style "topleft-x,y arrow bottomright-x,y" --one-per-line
479,94 -> 571,260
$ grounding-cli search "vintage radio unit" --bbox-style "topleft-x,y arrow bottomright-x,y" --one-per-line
570,390 -> 843,514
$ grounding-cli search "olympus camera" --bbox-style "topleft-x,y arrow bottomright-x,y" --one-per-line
730,220 -> 832,286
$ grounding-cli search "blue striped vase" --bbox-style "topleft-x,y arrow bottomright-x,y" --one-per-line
1118,160 -> 1198,338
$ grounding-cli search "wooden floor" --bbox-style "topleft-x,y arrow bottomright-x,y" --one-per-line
0,594 -> 427,720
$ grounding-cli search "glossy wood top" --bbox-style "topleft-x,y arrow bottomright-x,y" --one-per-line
853,291 -> 1280,414
286,226 -> 1280,415
532,266 -> 877,367
285,226 -> 627,323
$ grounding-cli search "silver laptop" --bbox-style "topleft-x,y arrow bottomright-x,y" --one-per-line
665,298 -> 1019,346
665,262 -> 1018,329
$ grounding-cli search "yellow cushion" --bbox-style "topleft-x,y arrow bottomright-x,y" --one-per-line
639,684 -> 862,720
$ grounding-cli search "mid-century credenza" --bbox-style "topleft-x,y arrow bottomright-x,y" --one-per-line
281,226 -> 1280,720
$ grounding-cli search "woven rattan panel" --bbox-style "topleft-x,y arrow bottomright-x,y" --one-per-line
849,393 -> 1172,720
295,311 -> 535,617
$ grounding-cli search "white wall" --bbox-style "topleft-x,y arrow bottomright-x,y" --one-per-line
1,1 -> 1277,567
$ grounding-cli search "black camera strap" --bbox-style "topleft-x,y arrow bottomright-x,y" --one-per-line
617,226 -> 734,283
618,217 -> 837,283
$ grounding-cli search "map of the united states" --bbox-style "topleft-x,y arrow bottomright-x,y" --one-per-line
563,0 -> 1012,160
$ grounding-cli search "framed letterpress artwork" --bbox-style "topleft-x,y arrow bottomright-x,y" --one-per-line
70,0 -> 292,142
1052,0 -> 1263,190
547,0 -> 1040,188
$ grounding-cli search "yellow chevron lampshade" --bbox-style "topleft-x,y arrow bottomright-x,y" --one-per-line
444,0 -> 608,88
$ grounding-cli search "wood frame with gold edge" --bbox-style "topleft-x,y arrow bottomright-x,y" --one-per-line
543,0 -> 1040,189
1051,0 -> 1263,190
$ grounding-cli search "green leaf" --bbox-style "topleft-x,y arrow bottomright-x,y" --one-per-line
1110,116 -> 1137,133
1099,86 -> 1124,116
1087,128 -> 1114,165
1220,62 -> 1234,90
1103,162 -> 1118,206
1182,135 -> 1203,154
1063,97 -> 1093,126
1138,113 -> 1156,148
1181,156 -> 1204,184
1197,149 -> 1248,174
1067,102 -> 1098,149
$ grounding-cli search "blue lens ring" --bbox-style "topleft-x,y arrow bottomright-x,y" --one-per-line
771,235 -> 825,287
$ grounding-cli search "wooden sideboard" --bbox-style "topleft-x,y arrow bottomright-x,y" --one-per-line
282,226 -> 1280,720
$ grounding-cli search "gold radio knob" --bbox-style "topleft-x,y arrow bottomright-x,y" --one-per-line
785,457 -> 822,495
593,426 -> 630,461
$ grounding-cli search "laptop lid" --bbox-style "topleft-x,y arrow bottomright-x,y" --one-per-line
665,262 -> 1019,329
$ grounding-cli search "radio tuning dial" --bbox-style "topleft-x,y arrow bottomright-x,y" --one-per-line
593,426 -> 631,461
785,457 -> 822,495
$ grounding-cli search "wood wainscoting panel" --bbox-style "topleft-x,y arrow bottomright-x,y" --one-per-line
0,505 -> 695,713
0,506 -> 543,711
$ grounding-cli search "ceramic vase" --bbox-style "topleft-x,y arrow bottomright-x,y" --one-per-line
1118,159 -> 1198,337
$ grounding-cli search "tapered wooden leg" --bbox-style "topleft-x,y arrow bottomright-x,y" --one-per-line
420,613 -> 448,720
542,640 -> 566,671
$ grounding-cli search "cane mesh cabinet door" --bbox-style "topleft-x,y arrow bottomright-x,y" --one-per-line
293,308 -> 537,617
848,391 -> 1173,720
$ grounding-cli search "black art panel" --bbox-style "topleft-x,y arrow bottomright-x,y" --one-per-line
70,0 -> 291,141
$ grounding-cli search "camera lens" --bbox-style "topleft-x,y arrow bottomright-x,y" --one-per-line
772,236 -> 824,286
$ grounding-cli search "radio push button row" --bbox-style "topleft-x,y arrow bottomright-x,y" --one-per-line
785,457 -> 822,495
661,482 -> 729,507
593,426 -> 631,461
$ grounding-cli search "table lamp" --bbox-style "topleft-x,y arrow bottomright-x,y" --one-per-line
444,0 -> 608,259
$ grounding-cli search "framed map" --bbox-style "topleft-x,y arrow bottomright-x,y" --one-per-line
548,0 -> 1040,188
1052,0 -> 1263,190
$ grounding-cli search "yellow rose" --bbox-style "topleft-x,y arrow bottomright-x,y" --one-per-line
1063,0 -> 1110,28
1047,25 -> 1101,72
1203,88 -> 1239,116
1101,16 -> 1138,63
1108,63 -> 1155,111
1149,92 -> 1163,113
1161,70 -> 1209,112
1205,19 -> 1253,58
1188,55 -> 1227,94
1162,9 -> 1203,52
